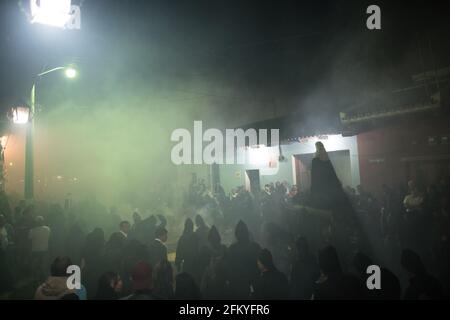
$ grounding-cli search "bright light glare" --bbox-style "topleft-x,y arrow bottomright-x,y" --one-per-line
0,136 -> 7,149
12,107 -> 30,124
248,145 -> 271,166
64,67 -> 77,78
30,0 -> 72,28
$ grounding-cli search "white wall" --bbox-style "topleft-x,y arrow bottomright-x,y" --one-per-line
218,134 -> 360,193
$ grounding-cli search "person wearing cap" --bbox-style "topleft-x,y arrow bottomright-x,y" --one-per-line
121,261 -> 159,300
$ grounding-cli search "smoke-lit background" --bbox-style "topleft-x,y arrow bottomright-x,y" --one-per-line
1,0 -> 449,208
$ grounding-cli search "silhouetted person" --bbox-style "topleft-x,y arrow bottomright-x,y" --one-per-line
153,258 -> 174,299
96,271 -> 123,300
174,272 -> 201,300
129,211 -> 144,242
226,220 -> 261,299
148,226 -> 168,268
82,227 -> 106,299
104,231 -> 126,278
254,249 -> 289,299
175,218 -> 199,275
401,249 -> 444,300
29,216 -> 51,281
117,220 -> 131,242
201,253 -> 230,299
311,142 -> 342,210
207,226 -> 227,258
290,237 -> 320,299
65,223 -> 85,265
195,214 -> 210,248
313,246 -> 343,300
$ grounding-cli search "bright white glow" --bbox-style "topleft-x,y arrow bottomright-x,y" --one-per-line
11,107 -> 30,124
30,0 -> 72,28
247,145 -> 271,167
64,67 -> 77,78
0,136 -> 7,149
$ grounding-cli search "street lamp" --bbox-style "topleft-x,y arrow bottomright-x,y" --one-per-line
17,66 -> 77,201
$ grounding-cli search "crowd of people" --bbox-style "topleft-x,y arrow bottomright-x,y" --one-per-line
0,161 -> 449,299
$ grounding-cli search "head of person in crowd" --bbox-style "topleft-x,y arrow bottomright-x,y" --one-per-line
183,218 -> 194,235
155,226 -> 168,243
315,141 -> 329,161
96,271 -> 123,300
401,249 -> 426,276
174,272 -> 201,300
257,249 -> 276,273
90,227 -> 105,246
132,211 -> 142,225
119,220 -> 131,235
195,214 -> 206,229
34,215 -> 45,227
235,220 -> 250,243
318,246 -> 342,276
408,180 -> 419,195
35,256 -> 77,300
208,226 -> 221,248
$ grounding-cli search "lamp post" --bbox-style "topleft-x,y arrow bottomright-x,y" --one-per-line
18,66 -> 77,201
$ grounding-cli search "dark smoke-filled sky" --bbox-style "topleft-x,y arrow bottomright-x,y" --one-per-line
0,0 -> 449,206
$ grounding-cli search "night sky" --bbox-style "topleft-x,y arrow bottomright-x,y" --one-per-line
1,0 -> 449,123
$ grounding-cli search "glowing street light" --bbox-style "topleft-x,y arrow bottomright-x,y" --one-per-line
14,65 -> 78,200
10,106 -> 31,124
64,67 -> 77,79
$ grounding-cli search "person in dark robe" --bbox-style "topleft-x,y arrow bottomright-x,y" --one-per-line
175,218 -> 199,275
253,249 -> 289,299
226,221 -> 261,299
310,141 -> 344,210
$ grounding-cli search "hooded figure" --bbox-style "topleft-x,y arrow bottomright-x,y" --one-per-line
226,221 -> 261,299
254,249 -> 289,299
208,226 -> 227,258
401,249 -> 444,300
310,142 -> 343,209
175,218 -> 199,274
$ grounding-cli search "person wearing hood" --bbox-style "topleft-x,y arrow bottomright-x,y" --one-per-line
401,249 -> 444,300
254,249 -> 289,299
226,220 -> 261,299
194,214 -> 210,249
207,226 -> 227,259
175,218 -> 199,274
35,256 -> 87,300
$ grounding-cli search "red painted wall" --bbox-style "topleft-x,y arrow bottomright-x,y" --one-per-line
357,116 -> 450,198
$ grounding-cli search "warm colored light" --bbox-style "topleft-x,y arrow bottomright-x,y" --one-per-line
30,0 -> 72,28
11,107 -> 31,124
65,67 -> 77,78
